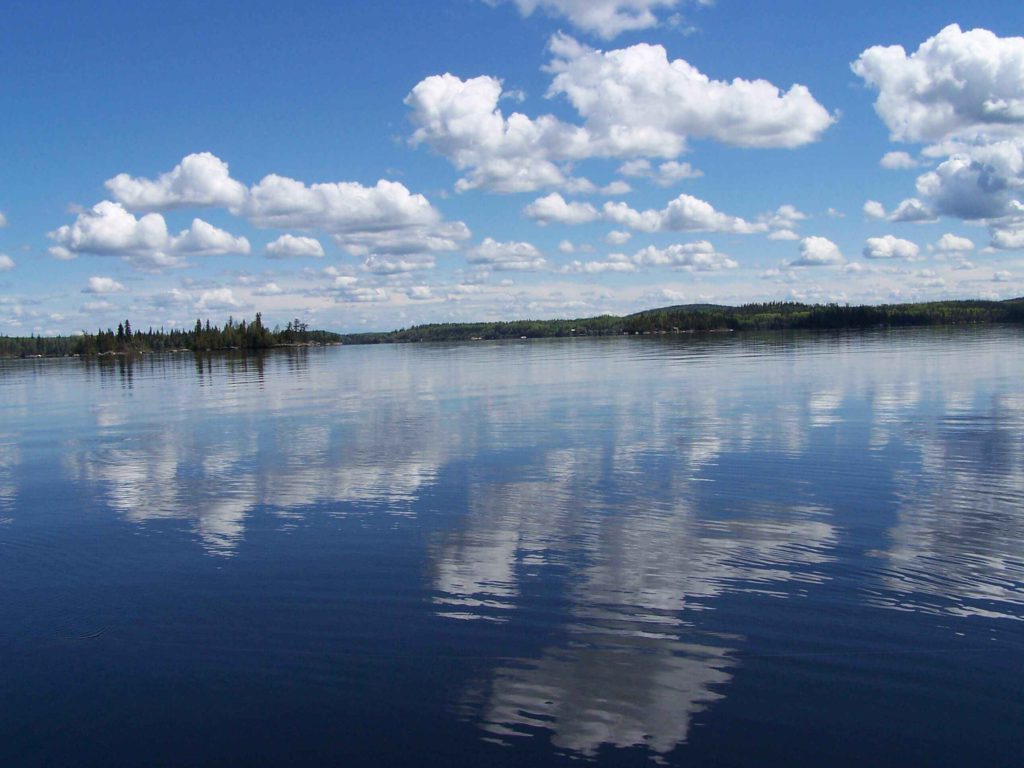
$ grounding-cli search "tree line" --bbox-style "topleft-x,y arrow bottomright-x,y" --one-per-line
0,314 -> 341,358
336,298 -> 1024,344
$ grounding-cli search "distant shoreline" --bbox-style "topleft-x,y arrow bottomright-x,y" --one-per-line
2,299 -> 1022,358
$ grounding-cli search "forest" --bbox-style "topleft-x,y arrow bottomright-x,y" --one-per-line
339,298 -> 1024,344
2,299 -> 1022,358
0,313 -> 342,358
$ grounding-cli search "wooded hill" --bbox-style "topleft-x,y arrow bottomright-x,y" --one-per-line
338,298 -> 1024,344
2,300 -> 1022,358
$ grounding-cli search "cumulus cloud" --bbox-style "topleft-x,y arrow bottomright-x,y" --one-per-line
48,201 -> 250,270
618,158 -> 703,186
196,288 -> 245,311
81,300 -> 115,313
933,233 -> 975,252
913,139 -> 1024,220
557,239 -> 594,254
631,241 -> 738,271
759,204 -> 807,239
173,219 -> 251,256
603,192 -> 765,234
467,238 -> 547,271
547,34 -> 833,151
863,200 -> 886,219
523,193 -> 600,225
991,223 -> 1024,250
490,0 -> 685,39
790,236 -> 844,267
266,234 -> 325,259
561,253 -> 638,273
336,221 -> 472,257
855,27 -> 1024,247
243,174 -> 471,256
862,198 -> 936,223
82,276 -> 127,294
362,255 -> 436,274
0,212 -> 7,228
604,229 -> 632,245
106,152 -> 248,212
406,34 -> 832,193
0,254 -> 14,272
853,25 -> 1024,145
880,151 -> 920,170
406,73 -> 587,193
863,235 -> 921,260
247,175 -> 437,232
563,240 -> 734,274
406,285 -> 434,300
253,282 -> 284,296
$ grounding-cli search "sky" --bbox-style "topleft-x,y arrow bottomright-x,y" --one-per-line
1,0 -> 1023,335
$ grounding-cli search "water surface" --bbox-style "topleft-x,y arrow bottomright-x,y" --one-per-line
1,328 -> 1022,766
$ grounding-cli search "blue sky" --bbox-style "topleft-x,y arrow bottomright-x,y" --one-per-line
1,0 -> 1023,334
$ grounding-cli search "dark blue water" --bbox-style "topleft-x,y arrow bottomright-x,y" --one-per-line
1,329 -> 1022,766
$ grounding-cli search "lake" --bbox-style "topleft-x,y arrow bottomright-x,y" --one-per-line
1,328 -> 1022,766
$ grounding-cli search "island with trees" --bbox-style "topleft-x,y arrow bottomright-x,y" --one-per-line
1,299 -> 1023,358
0,313 -> 341,358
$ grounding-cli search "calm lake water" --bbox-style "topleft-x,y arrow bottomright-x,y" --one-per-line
1,328 -> 1022,766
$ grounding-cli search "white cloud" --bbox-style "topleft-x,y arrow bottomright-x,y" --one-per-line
245,174 -> 470,256
47,201 -> 249,270
862,198 -> 936,223
336,286 -> 390,303
827,207 -> 845,219
791,236 -> 844,267
991,223 -> 1024,250
603,193 -> 765,234
0,212 -> 7,228
81,300 -> 115,312
266,234 -> 325,259
604,229 -> 632,245
247,175 -> 438,232
880,151 -> 920,170
406,35 -> 832,193
406,73 -> 586,193
523,193 -> 599,225
335,221 -> 471,257
173,218 -> 251,256
253,282 -> 284,296
467,238 -> 547,271
618,158 -> 703,186
82,276 -> 127,294
491,0 -> 683,40
362,255 -> 436,274
196,288 -> 245,311
106,152 -> 248,212
852,25 -> 1024,145
631,241 -> 738,271
889,198 -> 937,223
407,286 -> 435,300
561,253 -> 638,273
914,139 -> 1024,220
933,233 -> 975,252
759,204 -> 807,238
600,180 -> 632,195
547,33 -> 833,151
0,254 -> 13,272
863,235 -> 920,260
864,200 -> 887,219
